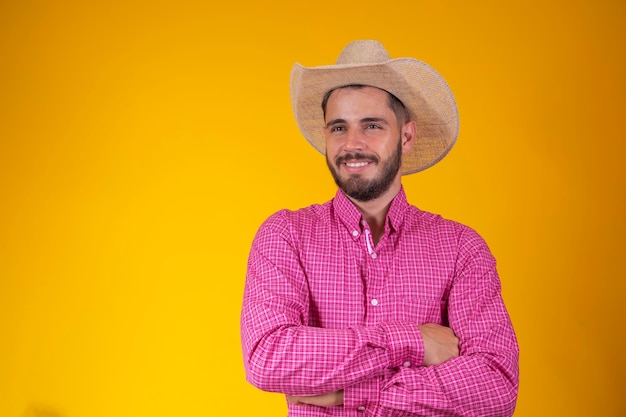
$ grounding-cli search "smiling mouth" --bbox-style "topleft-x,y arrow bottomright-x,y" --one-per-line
336,153 -> 379,168
345,161 -> 370,168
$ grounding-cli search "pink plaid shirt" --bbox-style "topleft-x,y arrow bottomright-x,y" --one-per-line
241,188 -> 519,416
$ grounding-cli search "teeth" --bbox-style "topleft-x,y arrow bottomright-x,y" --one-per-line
346,162 -> 369,168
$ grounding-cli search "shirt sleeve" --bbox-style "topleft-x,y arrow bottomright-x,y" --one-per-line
240,212 -> 424,396
375,227 -> 520,417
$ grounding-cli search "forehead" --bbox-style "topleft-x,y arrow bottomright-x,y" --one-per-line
325,86 -> 392,115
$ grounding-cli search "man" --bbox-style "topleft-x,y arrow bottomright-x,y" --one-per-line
241,40 -> 519,416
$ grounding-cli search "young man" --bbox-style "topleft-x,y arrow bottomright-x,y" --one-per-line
241,40 -> 519,417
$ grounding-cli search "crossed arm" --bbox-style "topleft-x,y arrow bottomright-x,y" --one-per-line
241,223 -> 519,416
287,323 -> 460,407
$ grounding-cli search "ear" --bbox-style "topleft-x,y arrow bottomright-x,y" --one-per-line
400,120 -> 417,155
321,125 -> 330,143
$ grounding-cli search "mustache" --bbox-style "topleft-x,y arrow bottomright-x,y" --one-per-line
335,153 -> 379,165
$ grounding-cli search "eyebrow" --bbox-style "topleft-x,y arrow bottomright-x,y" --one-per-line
325,118 -> 346,127
325,117 -> 389,128
361,117 -> 389,125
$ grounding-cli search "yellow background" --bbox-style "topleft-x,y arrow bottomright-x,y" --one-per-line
1,1 -> 624,416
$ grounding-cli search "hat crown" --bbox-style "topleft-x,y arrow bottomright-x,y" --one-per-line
335,40 -> 391,65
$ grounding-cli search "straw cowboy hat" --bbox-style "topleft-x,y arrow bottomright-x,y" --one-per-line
290,40 -> 459,175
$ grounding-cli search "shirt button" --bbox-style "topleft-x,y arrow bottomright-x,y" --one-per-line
352,230 -> 359,237
357,406 -> 366,411
371,253 -> 377,259
403,361 -> 411,367
371,299 -> 379,306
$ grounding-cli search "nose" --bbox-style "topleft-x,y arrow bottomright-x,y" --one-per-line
343,128 -> 365,152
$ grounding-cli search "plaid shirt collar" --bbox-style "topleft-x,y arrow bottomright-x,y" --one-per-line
332,187 -> 410,236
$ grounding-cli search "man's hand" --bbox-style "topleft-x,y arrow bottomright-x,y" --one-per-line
419,323 -> 460,366
287,390 -> 344,407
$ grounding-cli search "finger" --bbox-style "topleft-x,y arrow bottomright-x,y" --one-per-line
286,395 -> 302,405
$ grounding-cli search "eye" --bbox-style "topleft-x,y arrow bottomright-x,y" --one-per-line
365,124 -> 382,129
330,125 -> 345,132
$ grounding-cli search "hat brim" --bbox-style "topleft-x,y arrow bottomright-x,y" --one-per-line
290,58 -> 459,175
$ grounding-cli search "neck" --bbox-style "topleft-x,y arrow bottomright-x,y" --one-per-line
347,181 -> 401,244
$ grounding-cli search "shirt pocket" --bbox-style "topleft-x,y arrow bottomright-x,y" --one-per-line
393,297 -> 448,325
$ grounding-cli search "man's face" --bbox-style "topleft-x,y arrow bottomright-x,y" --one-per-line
323,86 -> 407,202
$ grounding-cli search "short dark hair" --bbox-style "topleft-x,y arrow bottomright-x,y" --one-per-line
321,84 -> 410,127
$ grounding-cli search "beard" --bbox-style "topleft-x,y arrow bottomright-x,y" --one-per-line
326,139 -> 402,202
